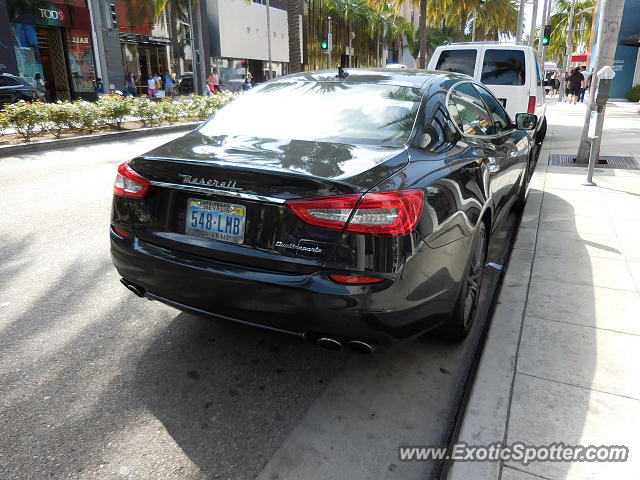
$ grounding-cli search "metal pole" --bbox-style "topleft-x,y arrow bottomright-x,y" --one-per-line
561,0 -> 577,101
538,0 -> 551,60
328,16 -> 332,69
516,0 -> 526,41
529,0 -> 540,46
471,9 -> 477,42
586,105 -> 606,184
348,27 -> 353,68
266,0 -> 273,80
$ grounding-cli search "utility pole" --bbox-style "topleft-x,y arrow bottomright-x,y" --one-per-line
529,0 -> 540,47
348,31 -> 354,68
516,0 -> 526,42
575,0 -> 626,163
266,0 -> 273,80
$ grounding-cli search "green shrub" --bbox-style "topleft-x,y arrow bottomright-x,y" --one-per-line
70,101 -> 100,133
96,95 -> 132,129
4,101 -> 47,142
627,85 -> 640,102
132,97 -> 163,127
44,102 -> 75,138
158,98 -> 181,124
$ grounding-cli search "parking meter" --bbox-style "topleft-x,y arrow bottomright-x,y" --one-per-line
586,66 -> 616,185
595,79 -> 612,108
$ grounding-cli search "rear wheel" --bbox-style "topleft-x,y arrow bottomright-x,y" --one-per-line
440,222 -> 487,341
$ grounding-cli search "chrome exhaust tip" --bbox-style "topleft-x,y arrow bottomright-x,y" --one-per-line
346,340 -> 376,354
317,337 -> 343,352
120,278 -> 145,298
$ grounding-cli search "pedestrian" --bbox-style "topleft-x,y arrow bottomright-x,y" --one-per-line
566,67 -> 584,104
579,66 -> 592,103
206,71 -> 216,95
553,75 -> 560,96
125,73 -> 137,97
147,74 -> 156,98
242,73 -> 252,91
34,72 -> 46,102
96,77 -> 104,95
211,68 -> 220,92
164,71 -> 175,97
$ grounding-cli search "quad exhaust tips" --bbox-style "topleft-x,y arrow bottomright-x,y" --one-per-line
120,278 -> 145,298
316,337 -> 376,354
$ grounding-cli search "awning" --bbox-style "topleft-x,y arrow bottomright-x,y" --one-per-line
621,33 -> 640,47
571,52 -> 589,63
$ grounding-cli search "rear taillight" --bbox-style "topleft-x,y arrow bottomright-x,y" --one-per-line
527,96 -> 536,114
114,162 -> 151,198
328,274 -> 385,284
286,189 -> 424,236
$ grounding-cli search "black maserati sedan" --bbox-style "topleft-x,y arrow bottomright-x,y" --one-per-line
111,69 -> 538,352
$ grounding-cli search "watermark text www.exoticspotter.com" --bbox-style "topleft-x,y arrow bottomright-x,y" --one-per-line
398,442 -> 629,465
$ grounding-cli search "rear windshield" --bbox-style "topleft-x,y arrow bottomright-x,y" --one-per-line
481,49 -> 526,85
199,82 -> 422,146
435,50 -> 477,76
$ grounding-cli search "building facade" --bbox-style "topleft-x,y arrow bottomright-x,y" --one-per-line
0,0 -> 99,101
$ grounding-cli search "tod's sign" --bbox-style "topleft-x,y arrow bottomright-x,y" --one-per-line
38,8 -> 64,21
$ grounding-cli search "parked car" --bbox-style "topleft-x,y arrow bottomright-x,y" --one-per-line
177,74 -> 194,95
428,42 -> 547,143
0,73 -> 37,107
110,69 -> 538,351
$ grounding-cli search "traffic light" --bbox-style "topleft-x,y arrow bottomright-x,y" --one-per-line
542,24 -> 551,46
321,34 -> 328,51
110,3 -> 117,28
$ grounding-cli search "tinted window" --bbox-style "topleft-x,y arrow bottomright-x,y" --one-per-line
473,84 -> 511,134
481,49 -> 526,85
448,83 -> 493,136
199,82 -> 422,146
435,50 -> 477,76
0,76 -> 21,87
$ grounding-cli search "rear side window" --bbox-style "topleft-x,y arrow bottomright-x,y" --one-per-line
435,50 -> 477,76
448,83 -> 493,136
481,49 -> 526,86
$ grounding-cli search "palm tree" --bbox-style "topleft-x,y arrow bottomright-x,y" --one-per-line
287,0 -> 302,72
546,0 -> 595,63
405,24 -> 457,65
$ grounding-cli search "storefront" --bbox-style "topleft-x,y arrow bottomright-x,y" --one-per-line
120,33 -> 171,95
4,0 -> 98,101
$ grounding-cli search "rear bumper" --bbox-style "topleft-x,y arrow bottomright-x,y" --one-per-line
111,231 -> 459,344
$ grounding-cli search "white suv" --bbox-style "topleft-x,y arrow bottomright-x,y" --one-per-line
428,42 -> 547,143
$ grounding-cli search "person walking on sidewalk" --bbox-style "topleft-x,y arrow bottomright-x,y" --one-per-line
164,71 -> 175,97
566,67 -> 584,104
579,67 -> 592,103
33,73 -> 46,102
147,75 -> 156,99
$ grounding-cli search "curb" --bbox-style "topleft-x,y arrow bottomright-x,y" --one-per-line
0,121 -> 201,157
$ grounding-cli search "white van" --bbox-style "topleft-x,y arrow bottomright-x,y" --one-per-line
428,43 -> 547,143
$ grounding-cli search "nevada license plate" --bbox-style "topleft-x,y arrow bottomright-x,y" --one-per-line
185,198 -> 246,244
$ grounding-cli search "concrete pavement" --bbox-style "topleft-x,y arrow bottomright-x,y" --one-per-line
448,99 -> 640,480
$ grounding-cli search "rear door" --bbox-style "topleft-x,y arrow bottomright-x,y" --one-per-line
478,47 -> 529,120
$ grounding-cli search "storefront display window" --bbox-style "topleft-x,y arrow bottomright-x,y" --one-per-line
65,30 -> 96,93
11,23 -> 43,87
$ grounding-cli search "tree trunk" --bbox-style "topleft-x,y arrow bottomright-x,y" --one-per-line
418,0 -> 427,68
575,0 -> 625,162
459,10 -> 468,41
287,0 -> 302,73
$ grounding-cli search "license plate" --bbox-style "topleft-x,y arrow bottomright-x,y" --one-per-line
185,198 -> 246,244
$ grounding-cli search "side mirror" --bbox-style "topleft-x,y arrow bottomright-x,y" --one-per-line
515,113 -> 537,130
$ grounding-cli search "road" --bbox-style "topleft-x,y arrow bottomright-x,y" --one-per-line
0,134 -> 519,479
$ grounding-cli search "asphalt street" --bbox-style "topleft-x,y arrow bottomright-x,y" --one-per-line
0,133 -> 519,480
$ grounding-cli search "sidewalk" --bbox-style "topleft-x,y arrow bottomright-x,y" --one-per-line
448,99 -> 640,480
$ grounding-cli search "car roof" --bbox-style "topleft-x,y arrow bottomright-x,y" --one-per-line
436,42 -> 535,50
271,68 -> 471,89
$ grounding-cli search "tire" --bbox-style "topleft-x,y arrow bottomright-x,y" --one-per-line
439,221 -> 487,341
536,117 -> 547,144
